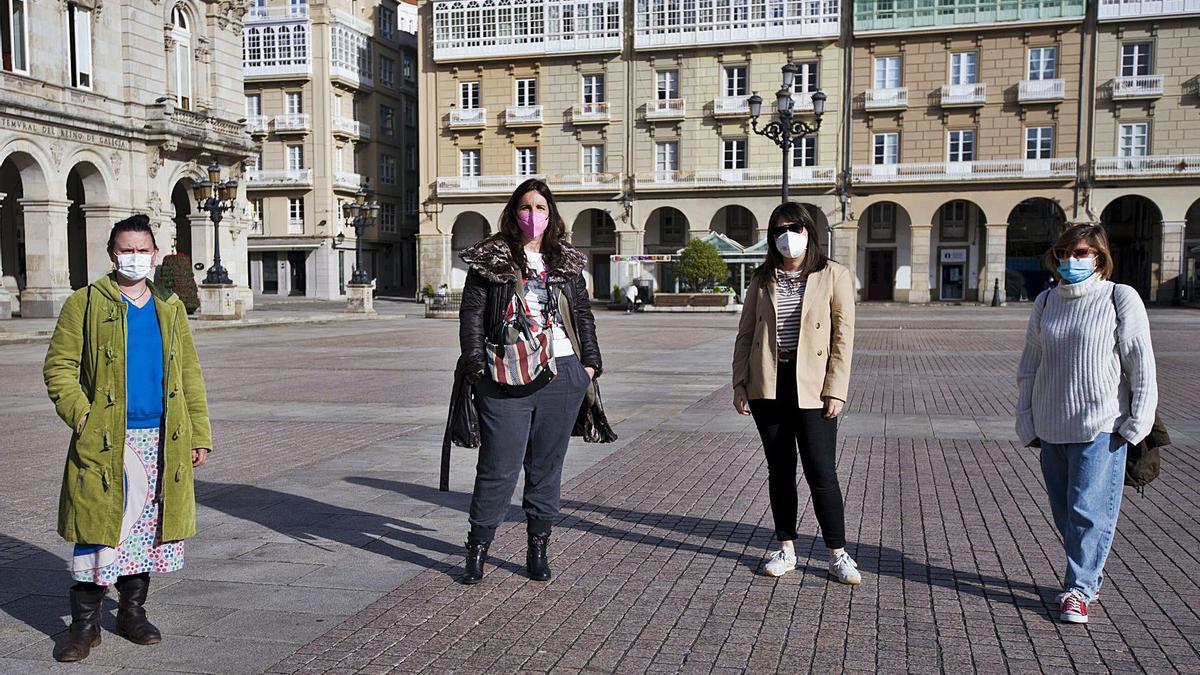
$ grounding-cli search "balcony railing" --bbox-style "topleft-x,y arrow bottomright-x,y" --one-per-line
1111,75 -> 1164,99
634,0 -> 839,48
864,87 -> 908,110
940,83 -> 987,106
437,173 -> 624,194
646,98 -> 686,120
1094,155 -> 1200,177
273,113 -> 310,133
1099,0 -> 1200,19
854,0 -> 1086,32
245,58 -> 312,79
333,171 -> 365,190
1018,79 -> 1065,102
851,158 -> 1077,183
792,92 -> 816,111
571,102 -> 611,124
713,96 -> 751,117
449,108 -> 487,128
432,0 -> 622,62
549,172 -> 623,191
634,167 -> 837,188
505,105 -> 544,126
245,169 -> 314,187
245,115 -> 269,133
333,117 -> 370,138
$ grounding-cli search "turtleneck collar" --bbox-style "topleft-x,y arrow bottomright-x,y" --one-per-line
1056,271 -> 1106,299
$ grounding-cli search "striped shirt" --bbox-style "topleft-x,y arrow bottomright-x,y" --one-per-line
776,270 -> 807,351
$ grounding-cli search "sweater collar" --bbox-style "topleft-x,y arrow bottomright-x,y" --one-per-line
1055,271 -> 1105,299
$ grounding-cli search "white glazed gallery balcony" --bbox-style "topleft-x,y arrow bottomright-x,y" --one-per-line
864,87 -> 908,110
940,83 -> 987,107
851,158 -> 1077,184
570,102 -> 611,124
634,0 -> 839,48
333,117 -> 370,139
245,115 -> 269,134
505,105 -> 544,126
245,169 -> 314,187
1098,0 -> 1200,19
432,0 -> 622,62
1018,79 -> 1065,102
712,96 -> 751,117
645,98 -> 686,120
246,4 -> 310,20
1094,155 -> 1200,177
273,113 -> 310,133
448,108 -> 487,128
333,171 -> 365,191
1111,75 -> 1164,99
634,167 -> 837,189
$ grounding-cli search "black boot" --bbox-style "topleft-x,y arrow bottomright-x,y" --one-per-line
55,583 -> 105,662
114,573 -> 162,645
527,532 -> 552,581
461,541 -> 489,585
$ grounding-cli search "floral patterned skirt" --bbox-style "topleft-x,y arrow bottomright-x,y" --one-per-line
71,427 -> 185,586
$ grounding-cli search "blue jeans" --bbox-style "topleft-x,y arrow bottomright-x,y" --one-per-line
1040,432 -> 1127,601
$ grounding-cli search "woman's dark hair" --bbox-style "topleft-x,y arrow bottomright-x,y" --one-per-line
752,202 -> 828,281
497,179 -> 568,275
107,214 -> 157,253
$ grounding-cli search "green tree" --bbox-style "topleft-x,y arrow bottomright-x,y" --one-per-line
158,254 -> 201,314
675,239 -> 729,292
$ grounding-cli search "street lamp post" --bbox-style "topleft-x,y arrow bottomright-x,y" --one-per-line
748,63 -> 827,203
192,161 -> 239,285
341,185 -> 380,286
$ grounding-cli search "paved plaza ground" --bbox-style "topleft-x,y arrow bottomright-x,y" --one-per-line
0,303 -> 1198,674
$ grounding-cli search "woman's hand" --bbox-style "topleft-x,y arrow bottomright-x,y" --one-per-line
584,366 -> 595,381
822,397 -> 844,419
733,385 -> 750,416
192,448 -> 209,468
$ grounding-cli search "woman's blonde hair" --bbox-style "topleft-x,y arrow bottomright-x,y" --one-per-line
1044,223 -> 1115,282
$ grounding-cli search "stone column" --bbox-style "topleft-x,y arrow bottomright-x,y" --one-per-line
188,213 -> 212,286
909,224 -> 933,304
19,198 -> 74,318
0,191 -> 10,319
829,221 -> 858,283
1159,220 -> 1186,304
81,205 -> 136,282
984,223 -> 1008,306
418,231 -> 451,290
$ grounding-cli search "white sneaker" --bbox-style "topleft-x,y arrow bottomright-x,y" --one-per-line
763,549 -> 797,577
829,551 -> 861,585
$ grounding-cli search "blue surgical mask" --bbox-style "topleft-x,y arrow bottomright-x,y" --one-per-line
1057,257 -> 1096,284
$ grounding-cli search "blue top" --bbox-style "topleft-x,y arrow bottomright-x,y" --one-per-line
124,297 -> 164,429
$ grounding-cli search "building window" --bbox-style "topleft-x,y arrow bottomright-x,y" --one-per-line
246,94 -> 262,116
68,4 -> 93,89
792,135 -> 817,168
515,78 -> 537,106
1119,123 -> 1149,157
722,138 -> 747,170
661,210 -> 684,244
1,0 -> 30,73
380,105 -> 395,136
1028,47 -> 1057,80
405,145 -> 416,171
1025,127 -> 1053,160
378,6 -> 395,40
949,52 -> 976,85
948,130 -> 975,162
582,144 -> 604,175
940,201 -> 968,241
656,141 -> 678,172
656,70 -> 679,100
582,73 -> 605,103
402,54 -> 414,80
330,23 -> 371,79
171,7 -> 193,110
404,99 -> 416,127
516,147 -> 537,176
249,199 -> 264,234
1121,42 -> 1152,77
288,197 -> 304,233
405,189 -> 417,215
381,155 -> 396,184
592,210 -> 615,246
873,132 -> 899,165
723,65 -> 748,97
285,91 -> 302,114
380,55 -> 394,88
794,61 -> 819,92
247,151 -> 262,171
381,202 -> 397,233
460,149 -> 480,177
727,208 -> 753,246
459,81 -> 480,109
868,203 -> 895,243
874,56 -> 901,89
287,144 -> 304,171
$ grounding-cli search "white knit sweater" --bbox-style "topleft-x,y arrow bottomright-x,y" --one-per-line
1016,273 -> 1158,447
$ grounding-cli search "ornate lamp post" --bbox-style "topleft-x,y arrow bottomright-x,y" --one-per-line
341,186 -> 380,285
192,161 -> 238,285
748,63 -> 827,203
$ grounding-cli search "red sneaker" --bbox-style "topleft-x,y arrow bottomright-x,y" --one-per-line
1060,591 -> 1088,624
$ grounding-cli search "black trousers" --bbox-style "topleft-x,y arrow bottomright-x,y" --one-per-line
748,361 -> 846,549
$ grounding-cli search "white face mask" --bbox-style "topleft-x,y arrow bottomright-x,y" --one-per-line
116,253 -> 154,282
775,231 -> 809,259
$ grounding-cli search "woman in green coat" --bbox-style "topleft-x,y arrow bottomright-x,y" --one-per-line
43,214 -> 212,662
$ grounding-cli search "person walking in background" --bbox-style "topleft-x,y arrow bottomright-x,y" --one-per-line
1017,223 -> 1157,625
43,215 -> 213,661
731,202 -> 859,584
625,282 -> 639,314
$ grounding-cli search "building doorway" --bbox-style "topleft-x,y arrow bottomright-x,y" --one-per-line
1006,198 -> 1064,301
172,182 -> 193,256
261,252 -> 279,294
287,250 -> 307,296
1101,195 -> 1160,300
867,249 -> 895,301
66,168 -> 88,289
939,250 -> 966,301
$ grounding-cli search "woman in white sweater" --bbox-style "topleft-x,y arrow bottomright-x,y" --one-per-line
1016,223 -> 1158,625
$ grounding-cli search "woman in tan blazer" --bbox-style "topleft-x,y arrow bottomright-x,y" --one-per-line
731,201 -> 858,583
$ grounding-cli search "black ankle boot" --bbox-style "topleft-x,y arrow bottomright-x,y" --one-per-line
55,583 -> 105,662
114,573 -> 161,645
461,541 -> 489,585
527,532 -> 552,581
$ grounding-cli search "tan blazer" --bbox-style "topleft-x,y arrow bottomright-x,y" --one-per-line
732,260 -> 855,408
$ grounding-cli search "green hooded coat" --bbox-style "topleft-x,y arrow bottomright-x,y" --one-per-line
43,274 -> 212,547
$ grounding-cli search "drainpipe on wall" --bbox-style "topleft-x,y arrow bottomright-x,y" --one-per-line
1077,0 -> 1099,223
840,2 -> 854,230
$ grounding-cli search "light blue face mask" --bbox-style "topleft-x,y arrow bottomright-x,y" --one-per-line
1057,257 -> 1096,284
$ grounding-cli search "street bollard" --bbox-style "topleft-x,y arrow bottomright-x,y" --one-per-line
991,278 -> 1002,307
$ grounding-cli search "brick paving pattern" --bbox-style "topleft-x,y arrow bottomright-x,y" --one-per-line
263,309 -> 1200,674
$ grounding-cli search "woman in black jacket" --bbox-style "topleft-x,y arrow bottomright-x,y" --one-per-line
457,179 -> 605,585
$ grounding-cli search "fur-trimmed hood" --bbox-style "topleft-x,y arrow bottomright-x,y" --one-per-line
459,235 -> 588,284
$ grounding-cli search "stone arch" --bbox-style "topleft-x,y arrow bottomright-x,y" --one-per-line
644,206 -> 689,253
65,158 -> 118,289
1005,198 -> 1066,301
450,211 -> 490,288
927,198 -> 987,302
1101,195 -> 1163,300
1,149 -> 53,313
1185,198 -> 1200,302
0,145 -> 52,200
711,205 -> 757,246
171,179 -> 194,256
572,208 -> 617,299
855,200 -> 912,302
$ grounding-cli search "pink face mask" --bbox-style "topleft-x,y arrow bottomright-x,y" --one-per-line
517,211 -> 550,238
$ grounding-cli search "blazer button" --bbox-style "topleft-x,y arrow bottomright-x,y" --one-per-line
817,349 -> 824,356
172,431 -> 179,440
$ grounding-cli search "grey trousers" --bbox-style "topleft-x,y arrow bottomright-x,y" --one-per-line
468,355 -> 590,543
